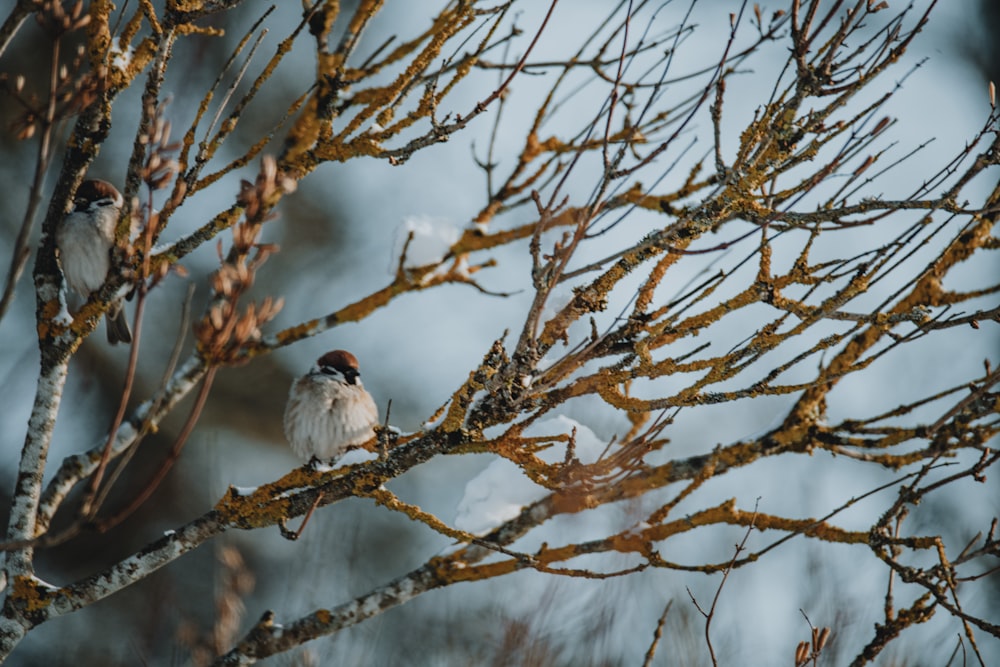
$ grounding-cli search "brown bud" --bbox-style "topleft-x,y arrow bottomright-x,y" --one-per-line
794,641 -> 809,665
853,155 -> 875,176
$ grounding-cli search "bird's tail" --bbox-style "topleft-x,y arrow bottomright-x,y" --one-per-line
106,303 -> 132,345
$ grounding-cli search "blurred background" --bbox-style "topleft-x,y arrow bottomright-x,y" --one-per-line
0,1 -> 997,664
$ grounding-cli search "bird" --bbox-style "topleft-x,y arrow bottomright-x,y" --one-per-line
55,179 -> 132,344
283,349 -> 380,466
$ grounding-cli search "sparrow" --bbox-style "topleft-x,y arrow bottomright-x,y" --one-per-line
55,179 -> 132,344
283,349 -> 380,466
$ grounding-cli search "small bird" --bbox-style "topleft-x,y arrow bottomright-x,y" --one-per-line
283,349 -> 380,466
55,179 -> 132,344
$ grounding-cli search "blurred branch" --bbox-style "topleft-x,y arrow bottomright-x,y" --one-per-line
0,0 -> 35,59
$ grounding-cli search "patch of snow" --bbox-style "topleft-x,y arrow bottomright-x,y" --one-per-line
539,285 -> 574,324
338,448 -> 378,467
393,216 -> 461,269
627,521 -> 652,535
109,42 -> 133,72
418,261 -> 451,286
454,415 -> 606,534
453,255 -> 471,279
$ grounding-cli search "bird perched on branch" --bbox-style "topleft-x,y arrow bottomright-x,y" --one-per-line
283,349 -> 379,466
56,179 -> 132,344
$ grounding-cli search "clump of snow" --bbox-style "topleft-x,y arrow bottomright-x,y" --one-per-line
338,448 -> 378,467
421,408 -> 447,432
295,448 -> 378,474
418,261 -> 451,286
539,286 -> 574,324
454,456 -> 542,535
393,216 -> 461,270
109,42 -> 133,72
454,415 -> 605,535
532,414 -> 605,464
626,521 -> 652,536
453,255 -> 471,279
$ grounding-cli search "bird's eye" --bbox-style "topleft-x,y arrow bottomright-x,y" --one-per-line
320,366 -> 337,375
